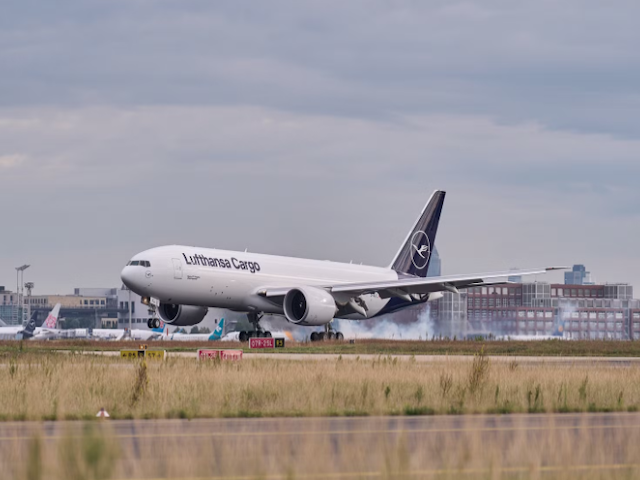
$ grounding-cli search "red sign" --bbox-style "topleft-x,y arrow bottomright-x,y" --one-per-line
198,349 -> 242,361
249,337 -> 275,349
221,350 -> 243,361
198,349 -> 221,360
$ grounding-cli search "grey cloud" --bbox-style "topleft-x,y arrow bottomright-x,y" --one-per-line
1,106 -> 639,292
1,1 -> 639,294
1,1 -> 640,135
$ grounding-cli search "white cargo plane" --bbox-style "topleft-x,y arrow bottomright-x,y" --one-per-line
121,191 -> 563,341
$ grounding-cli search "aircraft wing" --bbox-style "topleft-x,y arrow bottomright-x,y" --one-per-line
330,267 -> 565,298
259,267 -> 565,300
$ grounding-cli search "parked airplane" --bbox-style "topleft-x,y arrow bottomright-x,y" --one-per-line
121,190 -> 563,341
62,322 -> 166,341
28,304 -> 64,339
0,310 -> 39,340
128,324 -> 167,341
0,304 -> 63,340
162,318 -> 239,341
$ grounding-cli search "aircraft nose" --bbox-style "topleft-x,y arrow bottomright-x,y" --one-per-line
121,266 -> 138,291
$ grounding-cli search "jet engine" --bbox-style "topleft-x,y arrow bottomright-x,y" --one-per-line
283,287 -> 337,326
158,303 -> 208,326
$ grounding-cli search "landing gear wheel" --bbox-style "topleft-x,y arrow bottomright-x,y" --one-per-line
152,318 -> 161,329
265,331 -> 272,338
310,332 -> 319,342
336,332 -> 344,341
147,319 -> 152,329
326,331 -> 335,340
318,332 -> 326,341
239,331 -> 248,342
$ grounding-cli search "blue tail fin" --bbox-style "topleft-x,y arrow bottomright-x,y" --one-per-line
21,311 -> 39,339
209,318 -> 225,341
390,190 -> 445,278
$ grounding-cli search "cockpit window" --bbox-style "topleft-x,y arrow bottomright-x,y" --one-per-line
127,260 -> 151,267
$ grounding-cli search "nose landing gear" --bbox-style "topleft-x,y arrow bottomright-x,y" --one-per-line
147,318 -> 161,329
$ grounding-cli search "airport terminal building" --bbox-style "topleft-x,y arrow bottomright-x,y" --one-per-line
428,281 -> 638,340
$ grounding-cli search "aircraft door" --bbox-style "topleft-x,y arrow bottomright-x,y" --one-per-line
172,258 -> 183,279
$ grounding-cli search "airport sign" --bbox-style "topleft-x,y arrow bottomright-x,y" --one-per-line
198,349 -> 221,360
198,349 -> 243,360
146,350 -> 166,360
220,350 -> 243,361
249,337 -> 275,349
120,350 -> 145,359
120,349 -> 166,360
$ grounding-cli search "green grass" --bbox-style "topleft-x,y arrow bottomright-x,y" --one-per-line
1,338 -> 640,357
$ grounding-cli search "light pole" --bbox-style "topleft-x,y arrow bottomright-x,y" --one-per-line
25,282 -> 34,326
15,265 -> 29,325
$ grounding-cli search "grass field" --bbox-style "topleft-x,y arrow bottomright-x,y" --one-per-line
1,348 -> 640,420
3,338 -> 640,356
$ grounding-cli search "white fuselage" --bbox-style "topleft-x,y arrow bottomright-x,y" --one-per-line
121,245 -> 399,319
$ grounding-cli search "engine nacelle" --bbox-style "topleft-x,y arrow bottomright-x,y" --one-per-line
158,303 -> 208,327
283,287 -> 337,326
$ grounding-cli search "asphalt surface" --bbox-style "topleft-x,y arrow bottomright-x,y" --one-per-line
3,414 -> 640,478
83,350 -> 640,366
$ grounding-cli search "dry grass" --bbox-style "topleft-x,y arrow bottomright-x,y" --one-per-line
1,350 -> 640,420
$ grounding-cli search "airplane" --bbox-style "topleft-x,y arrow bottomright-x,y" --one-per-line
0,310 -> 40,340
121,190 -> 564,342
129,323 -> 167,341
68,322 -> 166,341
29,304 -> 64,340
162,318 -> 240,341
0,304 -> 62,340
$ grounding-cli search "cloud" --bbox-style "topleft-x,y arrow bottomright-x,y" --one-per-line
1,1 -> 640,134
0,153 -> 26,168
0,1 -> 639,296
0,104 -> 639,292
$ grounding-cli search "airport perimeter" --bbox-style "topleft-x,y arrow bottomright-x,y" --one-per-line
2,344 -> 640,479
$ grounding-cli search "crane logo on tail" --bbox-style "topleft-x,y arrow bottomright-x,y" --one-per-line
410,231 -> 431,270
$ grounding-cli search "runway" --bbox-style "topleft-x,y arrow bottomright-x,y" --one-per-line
85,349 -> 640,366
244,353 -> 640,365
3,413 -> 640,478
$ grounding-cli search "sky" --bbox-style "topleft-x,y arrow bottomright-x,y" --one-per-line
1,0 -> 639,294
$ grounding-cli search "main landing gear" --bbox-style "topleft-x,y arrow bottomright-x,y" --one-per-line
239,313 -> 274,342
310,324 -> 344,342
